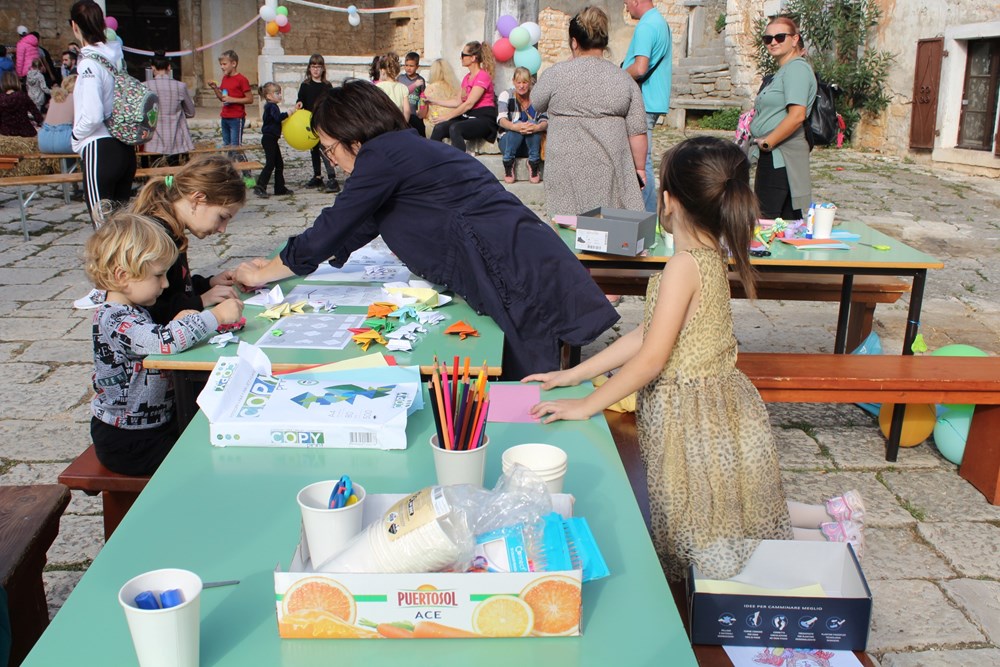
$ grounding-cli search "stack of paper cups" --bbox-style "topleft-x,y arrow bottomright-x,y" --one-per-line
501,444 -> 569,493
812,205 -> 837,239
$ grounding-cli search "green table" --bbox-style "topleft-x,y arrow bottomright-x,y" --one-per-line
145,274 -> 506,429
24,385 -> 698,666
560,218 -> 943,356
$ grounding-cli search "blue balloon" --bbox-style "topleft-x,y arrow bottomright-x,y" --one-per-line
513,46 -> 541,75
933,405 -> 974,465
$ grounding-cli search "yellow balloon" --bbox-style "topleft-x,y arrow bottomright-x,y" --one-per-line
282,109 -> 319,151
878,403 -> 936,447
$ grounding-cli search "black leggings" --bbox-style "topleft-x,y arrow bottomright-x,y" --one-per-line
80,137 -> 137,228
754,150 -> 801,220
430,107 -> 497,152
91,417 -> 178,476
258,134 -> 285,191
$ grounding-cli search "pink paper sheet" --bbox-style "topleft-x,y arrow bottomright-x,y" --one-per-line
487,384 -> 541,423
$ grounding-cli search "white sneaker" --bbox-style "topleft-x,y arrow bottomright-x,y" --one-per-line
73,288 -> 106,310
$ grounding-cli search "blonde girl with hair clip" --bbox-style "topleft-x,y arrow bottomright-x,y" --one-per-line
128,154 -> 248,324
418,59 -> 460,136
526,137 -> 865,580
297,53 -> 339,192
427,41 -> 499,152
86,212 -> 243,475
374,52 -> 411,117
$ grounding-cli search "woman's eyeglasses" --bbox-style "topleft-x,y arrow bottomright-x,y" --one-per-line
321,140 -> 341,161
762,33 -> 791,45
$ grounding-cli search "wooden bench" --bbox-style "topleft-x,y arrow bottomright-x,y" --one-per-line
58,446 -> 150,541
0,484 -> 70,666
590,269 -> 910,352
1,160 -> 263,240
603,354 -> 1000,506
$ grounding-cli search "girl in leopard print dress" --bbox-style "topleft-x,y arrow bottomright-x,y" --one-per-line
526,137 -> 864,580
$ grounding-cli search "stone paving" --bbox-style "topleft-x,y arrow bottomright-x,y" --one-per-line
1,123 -> 999,665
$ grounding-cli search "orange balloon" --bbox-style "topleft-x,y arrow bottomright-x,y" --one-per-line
878,403 -> 936,447
266,21 -> 280,36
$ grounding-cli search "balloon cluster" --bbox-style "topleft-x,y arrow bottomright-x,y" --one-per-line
104,16 -> 120,42
260,5 -> 292,36
347,5 -> 361,27
493,15 -> 541,74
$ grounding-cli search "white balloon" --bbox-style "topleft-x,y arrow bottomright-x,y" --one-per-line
348,11 -> 361,27
522,22 -> 541,45
260,6 -> 277,22
347,4 -> 357,12
274,14 -> 289,27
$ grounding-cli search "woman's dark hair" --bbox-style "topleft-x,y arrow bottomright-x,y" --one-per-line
658,136 -> 760,298
368,55 -> 381,81
569,6 -> 609,51
70,0 -> 107,46
1,71 -> 21,94
150,51 -> 171,71
312,79 -> 408,148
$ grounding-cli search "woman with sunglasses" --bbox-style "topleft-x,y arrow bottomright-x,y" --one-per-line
426,41 -> 499,153
749,16 -> 817,220
233,80 -> 618,379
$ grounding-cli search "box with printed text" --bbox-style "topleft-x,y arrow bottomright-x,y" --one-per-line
687,540 -> 872,650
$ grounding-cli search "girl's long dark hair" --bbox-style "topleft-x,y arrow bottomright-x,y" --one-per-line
658,137 -> 760,298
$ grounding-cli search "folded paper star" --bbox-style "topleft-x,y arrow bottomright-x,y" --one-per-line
445,321 -> 479,340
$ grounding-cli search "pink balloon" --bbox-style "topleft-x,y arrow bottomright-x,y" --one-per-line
493,37 -> 515,62
496,15 -> 518,38
105,16 -> 118,31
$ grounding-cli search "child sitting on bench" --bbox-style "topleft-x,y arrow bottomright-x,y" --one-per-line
84,212 -> 243,475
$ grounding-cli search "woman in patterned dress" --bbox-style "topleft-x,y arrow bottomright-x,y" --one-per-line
531,6 -> 646,216
526,137 -> 865,579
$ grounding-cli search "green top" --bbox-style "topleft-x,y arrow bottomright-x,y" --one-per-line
562,219 -> 943,270
25,385 -> 697,666
144,275 -> 506,374
749,58 -> 817,171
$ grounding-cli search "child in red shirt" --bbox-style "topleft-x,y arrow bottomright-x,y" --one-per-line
208,50 -> 252,157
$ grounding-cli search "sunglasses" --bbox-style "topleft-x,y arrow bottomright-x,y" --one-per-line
762,33 -> 792,45
460,52 -> 474,58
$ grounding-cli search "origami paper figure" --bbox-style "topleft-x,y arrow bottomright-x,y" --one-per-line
352,329 -> 387,351
445,321 -> 479,340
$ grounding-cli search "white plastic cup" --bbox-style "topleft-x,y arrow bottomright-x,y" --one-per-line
430,434 -> 490,487
501,443 -> 569,493
118,568 -> 202,667
297,480 -> 367,568
812,206 -> 837,239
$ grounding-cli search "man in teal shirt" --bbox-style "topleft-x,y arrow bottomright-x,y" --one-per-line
624,0 -> 672,213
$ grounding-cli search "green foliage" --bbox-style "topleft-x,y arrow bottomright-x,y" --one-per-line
698,107 -> 741,131
714,13 -> 727,34
751,0 -> 894,140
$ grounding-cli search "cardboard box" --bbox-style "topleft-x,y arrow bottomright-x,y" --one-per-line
196,356 -> 419,450
687,540 -> 872,651
574,207 -> 656,257
274,494 -> 583,639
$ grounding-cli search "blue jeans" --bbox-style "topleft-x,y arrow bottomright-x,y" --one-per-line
643,112 -> 662,213
37,122 -> 73,154
498,131 -> 542,162
220,117 -> 245,149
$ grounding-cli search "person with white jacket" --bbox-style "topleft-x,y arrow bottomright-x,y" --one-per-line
70,0 -> 137,228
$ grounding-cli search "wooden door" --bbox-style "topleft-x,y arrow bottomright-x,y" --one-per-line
957,38 -> 1000,151
909,38 -> 943,150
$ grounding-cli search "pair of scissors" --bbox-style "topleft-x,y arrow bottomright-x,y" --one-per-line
328,475 -> 354,509
858,241 -> 891,251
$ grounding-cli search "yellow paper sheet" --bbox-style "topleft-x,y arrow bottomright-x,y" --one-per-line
296,354 -> 390,375
695,581 -> 827,598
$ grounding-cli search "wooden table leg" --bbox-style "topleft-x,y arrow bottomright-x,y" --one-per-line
959,404 -> 1000,505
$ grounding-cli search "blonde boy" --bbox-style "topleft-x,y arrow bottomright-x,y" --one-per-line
208,50 -> 252,152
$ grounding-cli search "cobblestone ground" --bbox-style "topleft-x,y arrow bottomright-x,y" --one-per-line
1,124 -> 998,665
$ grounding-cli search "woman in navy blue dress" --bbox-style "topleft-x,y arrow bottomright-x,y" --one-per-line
234,79 -> 617,378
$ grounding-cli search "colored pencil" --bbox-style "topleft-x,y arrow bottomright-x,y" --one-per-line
428,380 -> 444,448
452,356 -> 460,409
431,370 -> 450,450
469,395 -> 490,450
440,362 -> 455,448
454,380 -> 469,450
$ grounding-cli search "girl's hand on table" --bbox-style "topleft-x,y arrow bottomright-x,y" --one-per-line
210,270 -> 236,287
521,369 -> 581,390
201,284 -> 240,307
530,398 -> 593,424
211,298 -> 244,325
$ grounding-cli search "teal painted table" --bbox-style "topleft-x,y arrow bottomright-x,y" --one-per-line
24,385 -> 698,666
145,273 -> 506,429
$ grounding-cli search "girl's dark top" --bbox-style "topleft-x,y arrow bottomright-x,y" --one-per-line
297,79 -> 333,112
279,129 -> 619,378
0,90 -> 42,137
261,101 -> 288,138
147,217 -> 212,325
